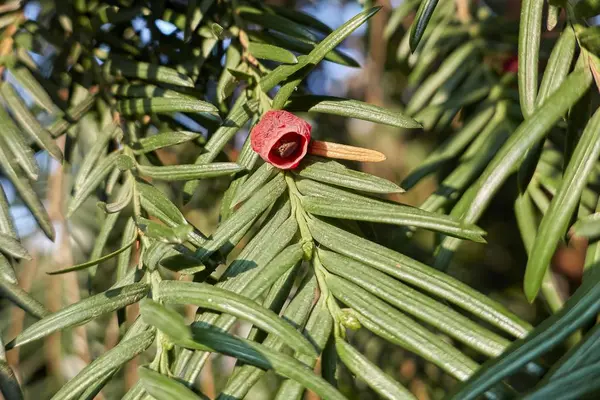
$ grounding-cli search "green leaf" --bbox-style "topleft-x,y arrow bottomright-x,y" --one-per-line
219,275 -> 318,399
158,280 -> 317,356
137,162 -> 242,181
302,195 -> 486,242
67,151 -> 122,217
196,173 -> 287,258
273,298 -> 333,400
264,5 -> 332,34
47,236 -> 137,275
184,326 -> 346,400
307,217 -> 532,338
294,158 -> 404,194
319,249 -> 509,357
132,131 -> 201,154
572,213 -> 600,239
140,299 -> 194,344
0,108 -> 38,180
137,217 -> 192,244
236,6 -> 318,42
7,283 -> 149,348
49,331 -> 155,400
0,253 -> 16,284
536,27 -> 576,106
542,323 -> 600,384
0,83 -> 62,161
574,0 -> 600,18
449,269 -> 600,400
405,41 -> 478,115
48,94 -> 96,138
139,367 -> 208,400
0,232 -> 30,260
74,124 -> 120,191
327,274 -> 478,380
518,0 -> 544,117
217,44 -> 242,105
137,180 -> 187,227
116,98 -> 219,116
523,362 -> 600,400
103,56 -> 194,87
110,83 -> 196,100
248,42 -> 298,64
100,177 -> 133,213
0,278 -> 49,319
409,0 -> 440,50
336,338 -> 416,400
0,140 -> 54,240
231,163 -> 276,207
284,95 -> 421,128
525,108 -> 600,301
8,66 -> 59,114
434,67 -> 593,271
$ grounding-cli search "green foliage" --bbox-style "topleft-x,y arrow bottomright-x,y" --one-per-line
1,0 -> 600,399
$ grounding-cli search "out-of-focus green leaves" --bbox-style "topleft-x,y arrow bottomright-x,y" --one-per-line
1,83 -> 62,161
0,107 -> 38,180
574,0 -> 600,18
103,56 -> 194,87
116,97 -> 218,116
0,358 -> 23,400
236,6 -> 318,42
434,67 -> 593,271
7,283 -> 149,348
8,66 -> 59,114
384,0 -> 420,39
0,232 -> 30,260
572,213 -> 600,239
0,138 -> 54,239
524,108 -> 600,301
284,95 -> 421,128
248,42 -> 298,64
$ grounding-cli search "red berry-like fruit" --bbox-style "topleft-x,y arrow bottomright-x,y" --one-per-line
250,110 -> 311,170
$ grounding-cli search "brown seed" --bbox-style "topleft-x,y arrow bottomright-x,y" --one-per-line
275,141 -> 299,158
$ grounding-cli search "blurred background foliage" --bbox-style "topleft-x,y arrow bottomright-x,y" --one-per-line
0,0 -> 595,399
